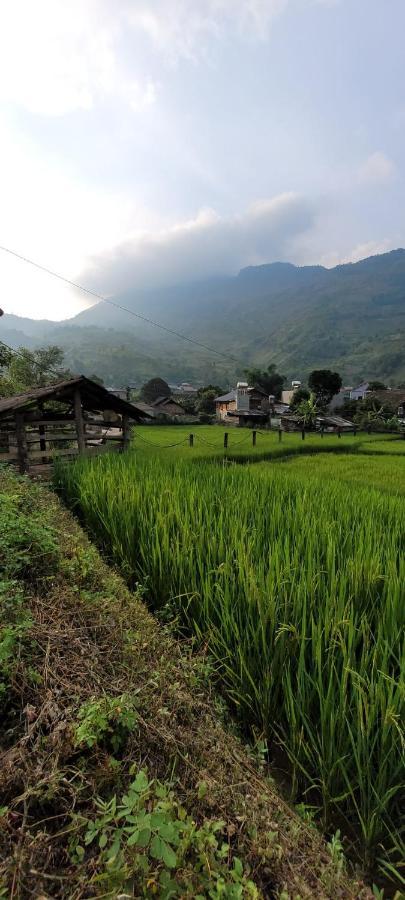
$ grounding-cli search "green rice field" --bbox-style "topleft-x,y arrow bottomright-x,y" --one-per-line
55,427 -> 405,886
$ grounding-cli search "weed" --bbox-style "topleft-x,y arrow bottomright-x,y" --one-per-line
74,693 -> 139,752
70,767 -> 259,897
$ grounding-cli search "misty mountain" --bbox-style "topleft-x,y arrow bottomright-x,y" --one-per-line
1,250 -> 405,386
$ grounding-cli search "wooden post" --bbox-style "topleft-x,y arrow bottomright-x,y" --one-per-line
15,412 -> 28,474
189,433 -> 194,447
278,426 -> 282,443
38,424 -> 47,453
301,427 -> 305,441
353,427 -> 357,437
320,427 -> 324,438
74,388 -> 86,455
224,432 -> 228,449
122,415 -> 131,452
37,403 -> 46,453
337,427 -> 341,439
252,430 -> 257,446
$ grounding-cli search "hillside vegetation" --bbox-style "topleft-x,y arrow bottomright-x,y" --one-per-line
2,249 -> 405,385
0,466 -> 373,899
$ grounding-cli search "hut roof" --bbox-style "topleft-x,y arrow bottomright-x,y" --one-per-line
0,375 -> 149,420
215,390 -> 236,403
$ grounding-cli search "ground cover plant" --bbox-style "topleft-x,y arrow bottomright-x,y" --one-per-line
1,467 -> 370,898
55,432 -> 405,892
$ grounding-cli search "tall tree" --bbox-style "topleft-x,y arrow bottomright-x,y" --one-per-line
0,346 -> 71,397
141,377 -> 171,403
308,369 -> 342,407
244,364 -> 285,400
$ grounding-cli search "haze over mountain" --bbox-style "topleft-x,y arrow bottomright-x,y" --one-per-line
2,249 -> 405,387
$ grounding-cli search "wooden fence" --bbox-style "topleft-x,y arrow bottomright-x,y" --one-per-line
0,414 -> 128,473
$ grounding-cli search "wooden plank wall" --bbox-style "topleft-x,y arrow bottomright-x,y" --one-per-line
0,416 -> 124,470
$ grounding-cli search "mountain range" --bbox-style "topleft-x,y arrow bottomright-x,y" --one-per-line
1,249 -> 405,387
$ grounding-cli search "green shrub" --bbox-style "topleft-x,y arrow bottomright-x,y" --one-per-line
74,693 -> 139,752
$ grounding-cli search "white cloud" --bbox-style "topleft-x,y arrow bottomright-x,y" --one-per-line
358,151 -> 397,186
344,238 -> 397,264
0,115 -> 155,319
84,192 -> 314,295
0,1 -> 156,116
0,0 -> 333,116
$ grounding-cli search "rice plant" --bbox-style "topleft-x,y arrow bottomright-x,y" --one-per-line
55,445 -> 405,883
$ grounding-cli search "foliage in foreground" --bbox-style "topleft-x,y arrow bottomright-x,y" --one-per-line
72,769 -> 258,898
4,467 -> 368,898
55,449 -> 405,886
0,469 -> 262,897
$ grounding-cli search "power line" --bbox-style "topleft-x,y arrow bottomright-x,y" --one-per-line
0,244 -> 240,367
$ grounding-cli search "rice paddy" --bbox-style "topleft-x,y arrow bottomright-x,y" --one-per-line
55,428 -> 405,887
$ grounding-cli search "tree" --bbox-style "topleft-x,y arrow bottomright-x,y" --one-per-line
196,389 -> 217,415
0,343 -> 12,371
308,369 -> 342,408
141,377 -> 171,403
196,384 -> 223,397
244,364 -> 285,400
290,387 -> 310,409
368,380 -> 387,391
0,345 -> 71,397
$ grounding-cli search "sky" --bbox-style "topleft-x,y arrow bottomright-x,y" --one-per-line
0,0 -> 404,321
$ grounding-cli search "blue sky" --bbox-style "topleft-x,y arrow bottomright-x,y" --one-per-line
0,0 -> 404,319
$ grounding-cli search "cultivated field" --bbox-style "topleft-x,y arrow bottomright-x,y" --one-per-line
56,427 -> 405,887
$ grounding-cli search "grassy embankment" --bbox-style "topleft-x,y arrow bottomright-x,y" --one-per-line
55,430 -> 405,892
0,466 -> 373,899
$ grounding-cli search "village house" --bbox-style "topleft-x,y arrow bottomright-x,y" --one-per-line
151,396 -> 186,416
281,380 -> 302,405
215,382 -> 270,426
280,412 -> 354,433
350,382 -> 370,400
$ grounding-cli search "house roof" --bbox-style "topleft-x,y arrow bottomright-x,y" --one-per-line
370,389 -> 405,407
319,414 -> 353,427
352,382 -> 369,391
248,384 -> 268,396
0,375 -> 150,420
280,412 -> 353,427
227,410 -> 267,419
215,390 -> 236,403
152,395 -> 184,408
135,401 -> 156,416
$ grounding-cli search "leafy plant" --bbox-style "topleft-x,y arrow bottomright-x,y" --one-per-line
74,693 -> 139,752
71,769 -> 258,897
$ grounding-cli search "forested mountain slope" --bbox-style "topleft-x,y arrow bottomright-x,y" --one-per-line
2,250 -> 404,385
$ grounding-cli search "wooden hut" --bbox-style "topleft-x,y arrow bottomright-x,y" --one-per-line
0,375 -> 148,474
